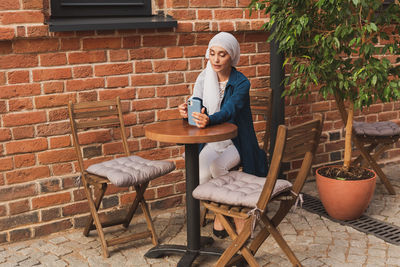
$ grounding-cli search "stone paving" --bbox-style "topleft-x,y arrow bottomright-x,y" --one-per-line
0,164 -> 399,267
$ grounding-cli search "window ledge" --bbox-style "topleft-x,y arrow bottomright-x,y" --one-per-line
48,14 -> 177,32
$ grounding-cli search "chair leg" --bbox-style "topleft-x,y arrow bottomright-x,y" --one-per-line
83,182 -> 109,258
83,183 -> 107,237
354,138 -> 396,194
123,182 -> 148,228
136,184 -> 158,246
260,215 -> 302,267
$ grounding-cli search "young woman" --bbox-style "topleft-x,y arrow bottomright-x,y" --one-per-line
178,32 -> 268,238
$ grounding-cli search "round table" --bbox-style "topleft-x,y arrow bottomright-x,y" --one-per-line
144,119 -> 237,267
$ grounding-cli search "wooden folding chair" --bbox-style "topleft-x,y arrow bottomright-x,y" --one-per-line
334,93 -> 400,195
68,97 -> 175,258
199,90 -> 273,227
193,116 -> 323,266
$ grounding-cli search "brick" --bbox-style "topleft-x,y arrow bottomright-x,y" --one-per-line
32,192 -> 71,209
62,202 -> 89,216
219,22 -> 235,32
43,81 -> 64,94
0,157 -> 13,171
0,27 -> 15,40
184,46 -> 207,57
49,108 -> 68,122
9,199 -> 30,215
66,78 -> 105,91
153,60 -> 188,72
34,219 -> 72,237
40,179 -> 61,193
0,205 -> 6,217
169,10 -> 196,20
157,84 -> 190,97
133,98 -> 167,111
0,212 -> 39,231
99,88 -> 135,100
35,94 -> 75,109
110,50 -> 129,61
16,25 -> 26,37
94,63 -> 133,76
166,0 -> 189,7
1,11 -> 44,24
40,53 -> 67,66
131,74 -> 166,86
12,126 -> 35,140
52,163 -> 73,176
189,58 -> 203,70
23,0 -> 43,9
9,229 -> 31,242
168,72 -> 185,84
14,39 -> 59,53
135,61 -> 153,73
0,128 -> 11,141
137,87 -> 155,98
68,51 -> 106,64
14,154 -> 36,168
0,183 -> 37,201
0,54 -> 38,68
129,48 -> 165,59
32,68 -> 72,82
195,33 -> 214,45
190,0 -> 219,7
26,25 -> 49,37
214,9 -> 244,19
198,9 -> 213,20
0,100 -> 6,112
176,22 -> 193,33
77,130 -> 112,145
166,47 -> 183,58
7,70 -> 30,84
138,111 -> 155,124
50,136 -> 71,149
73,66 -> 93,78
122,36 -> 141,48
60,38 -> 80,50
83,37 -> 121,50
157,109 -> 180,121
9,98 -> 33,111
37,122 -> 71,137
0,72 -> 4,85
6,138 -> 47,155
3,111 -> 46,127
38,148 -> 76,164
194,22 -> 210,32
78,91 -> 98,102
106,76 -> 129,88
0,0 -> 20,10
151,195 -> 182,210
143,35 -> 177,47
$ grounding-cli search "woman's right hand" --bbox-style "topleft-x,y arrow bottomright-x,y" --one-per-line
178,103 -> 188,118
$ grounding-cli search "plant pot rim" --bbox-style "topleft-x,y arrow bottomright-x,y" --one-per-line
316,165 -> 377,182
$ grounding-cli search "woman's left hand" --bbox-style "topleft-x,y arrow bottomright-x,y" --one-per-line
192,107 -> 209,128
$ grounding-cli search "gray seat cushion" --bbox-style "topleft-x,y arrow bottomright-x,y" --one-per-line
192,171 -> 292,208
353,121 -> 400,137
86,155 -> 175,187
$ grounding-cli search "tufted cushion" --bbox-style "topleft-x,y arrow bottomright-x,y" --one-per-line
192,171 -> 292,208
86,156 -> 175,187
353,121 -> 400,137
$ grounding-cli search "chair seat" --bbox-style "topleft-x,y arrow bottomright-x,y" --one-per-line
193,171 -> 292,208
353,121 -> 400,137
86,155 -> 175,187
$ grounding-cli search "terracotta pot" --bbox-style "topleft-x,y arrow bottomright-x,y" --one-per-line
315,166 -> 376,221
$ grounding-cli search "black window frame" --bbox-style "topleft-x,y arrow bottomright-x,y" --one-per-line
48,0 -> 176,32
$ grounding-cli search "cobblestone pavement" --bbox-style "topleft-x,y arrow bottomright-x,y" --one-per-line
0,164 -> 399,267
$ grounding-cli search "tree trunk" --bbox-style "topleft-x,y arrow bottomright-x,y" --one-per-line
343,102 -> 354,169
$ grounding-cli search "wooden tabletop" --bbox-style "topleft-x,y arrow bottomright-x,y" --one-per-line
145,120 -> 238,144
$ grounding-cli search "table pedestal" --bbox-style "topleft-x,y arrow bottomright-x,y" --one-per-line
145,144 -> 222,266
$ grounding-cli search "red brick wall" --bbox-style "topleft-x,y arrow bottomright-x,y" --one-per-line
0,0 -> 399,244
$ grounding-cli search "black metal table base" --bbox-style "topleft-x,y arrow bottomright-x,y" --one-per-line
144,236 -> 224,267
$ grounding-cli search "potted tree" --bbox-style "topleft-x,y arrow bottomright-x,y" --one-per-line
249,0 -> 400,220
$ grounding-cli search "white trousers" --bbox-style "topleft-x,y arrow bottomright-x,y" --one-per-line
199,143 -> 241,184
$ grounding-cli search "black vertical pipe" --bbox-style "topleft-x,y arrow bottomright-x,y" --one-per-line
269,27 -> 285,158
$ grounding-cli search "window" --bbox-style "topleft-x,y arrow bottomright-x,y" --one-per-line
48,0 -> 176,32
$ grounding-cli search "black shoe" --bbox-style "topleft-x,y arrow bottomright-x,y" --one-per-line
213,228 -> 228,239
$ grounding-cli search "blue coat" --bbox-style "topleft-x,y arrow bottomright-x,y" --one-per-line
199,67 -> 268,177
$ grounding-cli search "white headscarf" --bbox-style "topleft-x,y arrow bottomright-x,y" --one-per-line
202,32 -> 240,115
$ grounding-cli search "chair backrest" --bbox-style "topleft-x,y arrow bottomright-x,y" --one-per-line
256,115 -> 323,210
68,97 -> 129,173
250,90 -> 272,155
282,115 -> 324,194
